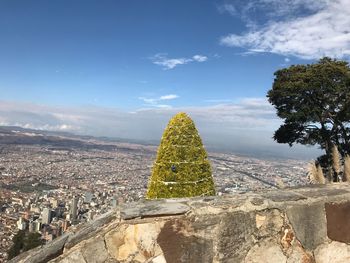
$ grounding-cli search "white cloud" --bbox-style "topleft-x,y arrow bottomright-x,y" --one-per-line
203,99 -> 232,103
254,0 -> 329,18
0,99 -> 321,158
220,0 -> 350,59
192,55 -> 208,62
154,58 -> 191,69
22,123 -> 76,131
219,0 -> 329,22
138,94 -> 179,108
217,4 -> 237,16
153,104 -> 172,109
0,98 -> 277,136
151,53 -> 208,69
138,97 -> 156,104
159,94 -> 179,100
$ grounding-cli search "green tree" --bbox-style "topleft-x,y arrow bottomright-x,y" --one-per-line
146,112 -> 215,198
23,232 -> 43,251
7,230 -> 43,260
8,230 -> 25,259
267,57 -> 350,180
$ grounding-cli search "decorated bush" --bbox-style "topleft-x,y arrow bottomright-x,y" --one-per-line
146,112 -> 215,199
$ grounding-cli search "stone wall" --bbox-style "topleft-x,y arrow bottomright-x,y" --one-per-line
10,184 -> 350,263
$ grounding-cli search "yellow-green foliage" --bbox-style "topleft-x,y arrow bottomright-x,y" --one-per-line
146,112 -> 215,199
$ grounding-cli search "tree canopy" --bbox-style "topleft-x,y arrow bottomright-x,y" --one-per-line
267,57 -> 350,178
146,112 -> 215,199
8,230 -> 43,259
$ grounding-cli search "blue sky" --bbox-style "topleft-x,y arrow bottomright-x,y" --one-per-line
0,0 -> 307,108
0,0 -> 349,158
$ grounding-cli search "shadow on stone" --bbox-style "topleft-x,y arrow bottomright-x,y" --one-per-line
157,219 -> 213,263
325,202 -> 350,243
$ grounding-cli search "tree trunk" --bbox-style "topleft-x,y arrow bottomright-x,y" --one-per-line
321,122 -> 335,182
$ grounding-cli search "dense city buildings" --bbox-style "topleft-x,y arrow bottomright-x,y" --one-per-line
0,129 -> 308,262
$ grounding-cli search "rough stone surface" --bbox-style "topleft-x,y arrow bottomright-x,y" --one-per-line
314,241 -> 350,263
286,203 -> 327,250
250,197 -> 264,206
120,200 -> 190,220
58,250 -> 86,263
157,219 -> 213,263
325,201 -> 350,243
261,190 -> 306,202
297,187 -> 349,198
103,259 -> 119,263
255,209 -> 283,238
280,226 -> 295,252
81,237 -> 109,263
10,184 -> 350,263
188,195 -> 248,211
244,238 -> 287,263
105,221 -> 165,262
65,210 -> 117,249
286,243 -> 314,263
217,211 -> 256,262
149,255 -> 167,263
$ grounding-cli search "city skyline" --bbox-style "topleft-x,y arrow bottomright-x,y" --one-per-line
1,0 -> 349,158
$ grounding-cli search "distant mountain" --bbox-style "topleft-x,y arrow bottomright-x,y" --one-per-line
0,125 -> 319,160
0,126 -> 155,153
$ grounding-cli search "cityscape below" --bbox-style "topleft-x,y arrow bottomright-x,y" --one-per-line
0,1 -> 349,262
0,126 -> 308,261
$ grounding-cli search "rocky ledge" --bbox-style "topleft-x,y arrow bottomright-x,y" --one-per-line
10,183 -> 350,263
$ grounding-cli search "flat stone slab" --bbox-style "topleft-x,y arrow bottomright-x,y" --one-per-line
326,201 -> 350,243
188,195 -> 247,210
287,203 -> 327,250
297,187 -> 349,198
121,201 -> 190,220
261,190 -> 306,202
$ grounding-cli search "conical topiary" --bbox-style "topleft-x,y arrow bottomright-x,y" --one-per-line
146,112 -> 215,199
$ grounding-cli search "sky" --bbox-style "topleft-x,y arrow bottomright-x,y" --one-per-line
0,0 -> 349,159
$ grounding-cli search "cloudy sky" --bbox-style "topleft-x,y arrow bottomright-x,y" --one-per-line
0,0 -> 349,158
